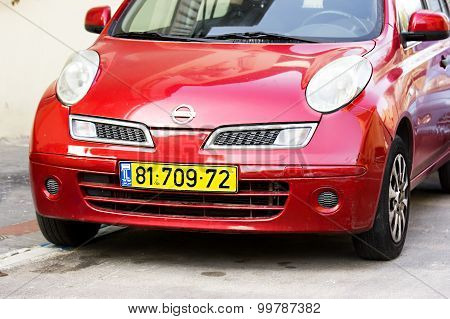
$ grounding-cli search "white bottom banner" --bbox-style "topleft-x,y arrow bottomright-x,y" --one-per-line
0,299 -> 449,318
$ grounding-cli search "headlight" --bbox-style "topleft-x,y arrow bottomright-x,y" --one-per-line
203,123 -> 317,149
56,50 -> 100,106
306,55 -> 372,114
69,115 -> 154,147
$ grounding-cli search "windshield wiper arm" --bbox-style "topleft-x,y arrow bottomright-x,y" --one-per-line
113,31 -> 316,43
205,32 -> 317,43
114,31 -> 210,42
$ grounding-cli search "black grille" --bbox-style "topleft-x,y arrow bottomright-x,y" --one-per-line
45,178 -> 59,195
84,184 -> 288,207
213,130 -> 281,146
79,173 -> 289,219
95,123 -> 147,143
318,191 -> 339,209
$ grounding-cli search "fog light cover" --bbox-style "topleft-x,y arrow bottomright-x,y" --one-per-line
274,127 -> 312,147
318,191 -> 339,209
45,178 -> 60,195
72,120 -> 97,138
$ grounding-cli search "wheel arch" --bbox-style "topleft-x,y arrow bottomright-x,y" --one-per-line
395,116 -> 414,167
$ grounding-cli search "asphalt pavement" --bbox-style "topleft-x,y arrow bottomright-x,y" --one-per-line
0,142 -> 449,298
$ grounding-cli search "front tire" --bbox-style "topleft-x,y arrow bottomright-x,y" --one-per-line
36,213 -> 100,247
353,136 -> 411,260
438,162 -> 450,193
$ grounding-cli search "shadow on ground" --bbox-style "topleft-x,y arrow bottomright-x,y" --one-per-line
0,175 -> 448,298
33,173 -> 448,275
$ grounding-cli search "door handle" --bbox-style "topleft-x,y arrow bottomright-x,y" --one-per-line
441,55 -> 449,69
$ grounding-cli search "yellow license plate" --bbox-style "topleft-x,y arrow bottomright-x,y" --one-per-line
119,162 -> 238,193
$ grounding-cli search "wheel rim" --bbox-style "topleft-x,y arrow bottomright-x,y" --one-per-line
389,154 -> 409,244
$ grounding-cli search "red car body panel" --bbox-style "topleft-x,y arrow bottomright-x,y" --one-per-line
72,39 -> 374,129
30,0 -> 449,234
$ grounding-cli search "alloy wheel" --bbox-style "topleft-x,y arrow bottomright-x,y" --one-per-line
388,154 -> 409,243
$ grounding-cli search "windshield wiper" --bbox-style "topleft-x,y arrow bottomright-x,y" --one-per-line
205,32 -> 317,43
114,31 -> 317,43
114,31 -> 211,42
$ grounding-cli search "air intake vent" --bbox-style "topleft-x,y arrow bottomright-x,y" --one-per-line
45,178 -> 60,195
213,130 -> 281,146
70,115 -> 154,147
95,123 -> 147,143
204,124 -> 318,149
79,173 -> 290,219
318,191 -> 339,209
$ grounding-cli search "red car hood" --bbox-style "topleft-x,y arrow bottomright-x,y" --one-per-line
72,37 -> 375,129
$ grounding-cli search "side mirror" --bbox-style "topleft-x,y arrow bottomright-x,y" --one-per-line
402,10 -> 449,43
85,6 -> 111,34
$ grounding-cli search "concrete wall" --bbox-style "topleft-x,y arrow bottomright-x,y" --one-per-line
0,0 -> 122,140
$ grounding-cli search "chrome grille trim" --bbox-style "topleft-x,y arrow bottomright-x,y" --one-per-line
79,173 -> 289,219
213,130 -> 281,146
203,123 -> 318,150
69,115 -> 154,147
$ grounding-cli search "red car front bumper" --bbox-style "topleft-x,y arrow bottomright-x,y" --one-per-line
31,152 -> 380,234
30,94 -> 391,234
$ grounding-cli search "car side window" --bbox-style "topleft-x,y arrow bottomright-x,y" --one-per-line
126,0 -> 179,32
426,0 -> 444,12
438,0 -> 450,16
197,0 -> 230,21
396,0 -> 425,32
124,0 -> 230,34
426,0 -> 450,17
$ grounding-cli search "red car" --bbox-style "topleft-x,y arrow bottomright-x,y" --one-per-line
30,0 -> 450,260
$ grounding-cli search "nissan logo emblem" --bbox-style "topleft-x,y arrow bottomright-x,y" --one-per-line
171,104 -> 197,125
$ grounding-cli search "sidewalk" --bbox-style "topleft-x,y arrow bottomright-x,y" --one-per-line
0,142 -> 45,254
0,142 -> 449,298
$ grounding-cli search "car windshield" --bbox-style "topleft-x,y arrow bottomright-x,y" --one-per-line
113,0 -> 383,43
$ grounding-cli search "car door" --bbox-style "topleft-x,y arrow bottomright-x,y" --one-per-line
413,0 -> 450,176
433,0 -> 450,156
396,0 -> 450,178
419,0 -> 450,164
